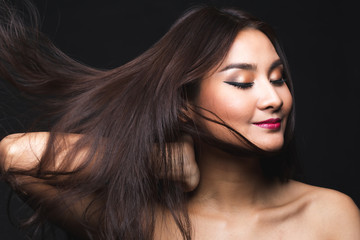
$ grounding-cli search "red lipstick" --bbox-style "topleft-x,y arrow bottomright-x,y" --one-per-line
253,118 -> 281,130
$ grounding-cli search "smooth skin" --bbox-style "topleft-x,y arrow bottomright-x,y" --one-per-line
155,29 -> 360,239
1,29 -> 359,239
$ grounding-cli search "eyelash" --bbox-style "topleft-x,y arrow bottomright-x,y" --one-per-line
270,78 -> 287,86
224,81 -> 254,89
224,77 -> 287,89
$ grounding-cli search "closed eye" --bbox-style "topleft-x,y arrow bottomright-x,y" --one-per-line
224,81 -> 254,89
270,78 -> 286,86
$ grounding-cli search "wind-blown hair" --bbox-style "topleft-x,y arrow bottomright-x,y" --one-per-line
0,1 -> 296,239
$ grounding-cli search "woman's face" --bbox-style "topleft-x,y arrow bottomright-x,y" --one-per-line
193,28 -> 293,151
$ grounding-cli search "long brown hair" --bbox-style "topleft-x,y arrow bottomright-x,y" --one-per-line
0,1 -> 296,239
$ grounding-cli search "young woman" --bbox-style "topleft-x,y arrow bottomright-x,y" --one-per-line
0,1 -> 359,239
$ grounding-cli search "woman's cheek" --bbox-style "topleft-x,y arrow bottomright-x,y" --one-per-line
281,87 -> 293,116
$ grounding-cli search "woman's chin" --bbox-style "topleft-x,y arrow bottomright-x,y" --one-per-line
252,139 -> 284,152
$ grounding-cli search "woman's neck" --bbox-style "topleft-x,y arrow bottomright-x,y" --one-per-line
189,142 -> 282,213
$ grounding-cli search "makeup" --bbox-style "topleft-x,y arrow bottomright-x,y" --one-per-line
253,118 -> 281,130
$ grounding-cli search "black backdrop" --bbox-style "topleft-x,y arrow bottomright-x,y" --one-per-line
1,0 -> 359,239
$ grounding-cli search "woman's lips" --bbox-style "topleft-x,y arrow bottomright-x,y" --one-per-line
253,118 -> 281,130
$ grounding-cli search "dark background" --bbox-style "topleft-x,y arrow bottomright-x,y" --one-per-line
1,0 -> 359,239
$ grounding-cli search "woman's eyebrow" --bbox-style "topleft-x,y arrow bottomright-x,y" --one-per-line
268,59 -> 283,74
219,59 -> 283,73
219,63 -> 257,72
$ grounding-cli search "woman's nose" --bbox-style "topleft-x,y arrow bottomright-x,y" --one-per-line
256,81 -> 283,111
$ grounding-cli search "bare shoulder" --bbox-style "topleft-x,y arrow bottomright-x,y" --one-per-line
292,181 -> 360,239
296,181 -> 360,218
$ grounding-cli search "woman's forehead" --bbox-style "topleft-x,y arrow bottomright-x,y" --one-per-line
220,28 -> 280,70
